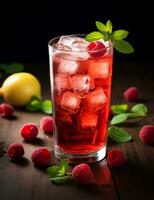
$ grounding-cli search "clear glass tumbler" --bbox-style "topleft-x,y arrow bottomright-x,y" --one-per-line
48,35 -> 113,163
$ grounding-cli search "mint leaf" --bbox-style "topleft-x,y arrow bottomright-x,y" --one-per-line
108,127 -> 132,142
131,103 -> 148,116
41,100 -> 52,114
47,159 -> 68,178
47,160 -> 71,184
111,113 -> 128,125
0,64 -> 9,71
111,112 -> 146,125
26,96 -> 41,111
112,30 -> 129,40
96,21 -> 107,33
111,104 -> 128,114
85,31 -> 104,42
106,20 -> 112,33
113,40 -> 134,54
50,175 -> 71,184
58,159 -> 69,172
47,165 -> 64,177
5,63 -> 24,74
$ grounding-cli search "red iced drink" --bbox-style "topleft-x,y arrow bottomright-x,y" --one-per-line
49,36 -> 113,162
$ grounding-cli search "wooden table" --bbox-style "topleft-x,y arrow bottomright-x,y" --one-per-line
0,62 -> 154,200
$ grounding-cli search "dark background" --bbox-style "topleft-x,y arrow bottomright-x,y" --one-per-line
0,0 -> 153,63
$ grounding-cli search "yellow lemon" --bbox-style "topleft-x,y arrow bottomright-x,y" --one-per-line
0,72 -> 41,107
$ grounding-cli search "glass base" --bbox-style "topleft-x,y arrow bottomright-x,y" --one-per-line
54,145 -> 106,164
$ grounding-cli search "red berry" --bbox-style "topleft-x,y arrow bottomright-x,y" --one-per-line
0,103 -> 14,118
7,143 -> 24,160
72,163 -> 95,185
107,150 -> 125,167
124,87 -> 139,101
40,116 -> 54,134
139,125 -> 154,145
20,123 -> 38,140
31,147 -> 51,166
87,41 -> 106,57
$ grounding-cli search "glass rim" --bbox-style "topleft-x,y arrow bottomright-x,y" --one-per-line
48,34 -> 113,53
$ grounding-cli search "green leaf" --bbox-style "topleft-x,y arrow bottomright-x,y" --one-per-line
47,159 -> 69,178
106,20 -> 112,33
111,112 -> 146,125
26,96 -> 41,112
41,100 -> 52,114
50,175 -> 71,184
96,21 -> 107,33
108,127 -> 132,142
4,63 -> 24,74
112,30 -> 129,40
131,103 -> 148,116
85,31 -> 104,42
0,64 -> 9,71
111,113 -> 128,125
113,39 -> 134,54
111,104 -> 128,114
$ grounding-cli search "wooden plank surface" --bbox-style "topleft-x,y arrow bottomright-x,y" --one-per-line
0,63 -> 118,200
109,62 -> 154,200
0,62 -> 154,200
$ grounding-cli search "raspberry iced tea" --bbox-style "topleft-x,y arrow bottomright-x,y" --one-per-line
48,35 -> 113,163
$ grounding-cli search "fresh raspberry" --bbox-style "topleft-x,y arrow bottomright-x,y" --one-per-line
107,150 -> 125,167
31,147 -> 51,166
87,41 -> 106,57
20,123 -> 38,140
0,103 -> 14,118
139,125 -> 154,145
40,116 -> 54,134
124,87 -> 139,101
7,143 -> 24,160
109,107 -> 113,119
72,163 -> 95,185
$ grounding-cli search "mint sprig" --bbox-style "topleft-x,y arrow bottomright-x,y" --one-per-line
110,103 -> 148,125
108,127 -> 132,142
85,20 -> 134,54
47,160 -> 71,184
26,96 -> 52,114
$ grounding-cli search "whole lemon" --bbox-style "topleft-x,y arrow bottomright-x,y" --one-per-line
0,72 -> 41,107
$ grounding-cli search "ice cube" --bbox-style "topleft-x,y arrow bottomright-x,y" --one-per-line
84,88 -> 106,111
78,111 -> 98,131
61,91 -> 81,114
52,43 -> 71,51
72,40 -> 89,51
70,75 -> 95,96
58,36 -> 83,47
56,111 -> 73,125
55,73 -> 71,94
88,59 -> 110,78
58,59 -> 78,75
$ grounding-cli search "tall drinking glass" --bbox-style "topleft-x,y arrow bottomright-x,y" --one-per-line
48,35 -> 113,163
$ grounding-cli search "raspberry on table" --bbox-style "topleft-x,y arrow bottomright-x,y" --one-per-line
7,143 -> 24,160
31,147 -> 51,166
124,86 -> 139,101
20,123 -> 38,140
139,125 -> 154,145
40,116 -> 54,134
0,103 -> 14,118
107,149 -> 125,167
72,163 -> 95,185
